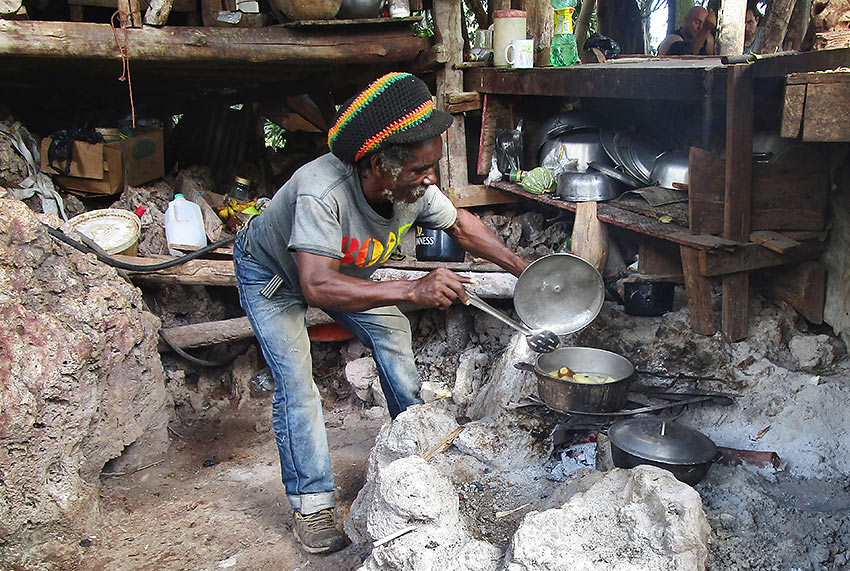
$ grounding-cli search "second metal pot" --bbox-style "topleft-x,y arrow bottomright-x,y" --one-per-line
516,347 -> 634,413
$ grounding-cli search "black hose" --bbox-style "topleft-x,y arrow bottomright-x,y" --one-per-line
44,222 -> 248,367
44,222 -> 235,271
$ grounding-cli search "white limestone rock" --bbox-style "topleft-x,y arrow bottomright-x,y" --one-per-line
505,465 -> 711,571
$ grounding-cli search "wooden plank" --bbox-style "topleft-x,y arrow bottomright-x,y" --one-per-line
802,82 -> 850,142
638,236 -> 682,275
787,71 -> 850,86
749,230 -> 801,254
680,246 -> 715,335
757,261 -> 826,324
698,239 -> 826,276
724,64 -> 754,242
723,65 -> 753,343
813,30 -> 850,50
624,272 -> 685,283
448,184 -> 522,207
688,146 -> 725,235
689,145 -> 829,235
0,21 -> 430,65
118,0 -> 142,27
463,65 -> 718,102
722,273 -> 749,342
433,0 -> 468,192
446,100 -> 483,114
751,47 -> 850,79
488,180 -> 741,250
781,83 -> 805,138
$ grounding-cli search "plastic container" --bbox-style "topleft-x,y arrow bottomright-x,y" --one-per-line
164,194 -> 206,256
550,0 -> 578,67
68,208 -> 141,256
415,227 -> 465,262
493,10 -> 527,67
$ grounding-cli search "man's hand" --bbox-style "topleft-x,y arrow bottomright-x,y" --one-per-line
408,268 -> 472,310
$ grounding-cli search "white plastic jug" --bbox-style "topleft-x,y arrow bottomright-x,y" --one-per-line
164,194 -> 206,256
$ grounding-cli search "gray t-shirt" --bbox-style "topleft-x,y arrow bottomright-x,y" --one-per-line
239,153 -> 458,295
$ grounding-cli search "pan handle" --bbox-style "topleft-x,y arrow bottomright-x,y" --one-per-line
514,362 -> 536,372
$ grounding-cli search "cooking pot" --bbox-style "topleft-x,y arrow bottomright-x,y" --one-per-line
608,417 -> 719,486
515,347 -> 634,413
623,281 -> 674,316
415,227 -> 465,262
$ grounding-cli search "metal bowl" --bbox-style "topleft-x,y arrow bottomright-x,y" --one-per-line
556,170 -> 622,201
588,161 -> 642,189
514,253 -> 604,335
649,151 -> 689,190
539,128 -> 612,171
338,0 -> 381,18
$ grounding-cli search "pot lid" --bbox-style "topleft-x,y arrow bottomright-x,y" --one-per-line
608,417 -> 718,465
514,253 -> 604,335
588,161 -> 642,189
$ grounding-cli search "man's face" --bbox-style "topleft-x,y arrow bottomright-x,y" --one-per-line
684,7 -> 707,39
383,136 -> 442,204
744,10 -> 759,45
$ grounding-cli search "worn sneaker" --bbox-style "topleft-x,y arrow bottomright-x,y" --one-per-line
293,508 -> 349,554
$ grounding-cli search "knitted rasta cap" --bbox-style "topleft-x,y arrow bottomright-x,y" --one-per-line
328,72 -> 454,163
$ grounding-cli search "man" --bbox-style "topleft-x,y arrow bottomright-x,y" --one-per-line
232,72 -> 528,554
743,6 -> 763,54
657,6 -> 708,55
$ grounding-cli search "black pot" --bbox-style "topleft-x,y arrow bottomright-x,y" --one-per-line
608,418 -> 719,486
623,281 -> 674,316
415,227 -> 465,262
609,444 -> 715,486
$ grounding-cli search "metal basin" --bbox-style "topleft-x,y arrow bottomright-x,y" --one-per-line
539,128 -> 612,171
649,151 -> 689,190
556,170 -> 623,201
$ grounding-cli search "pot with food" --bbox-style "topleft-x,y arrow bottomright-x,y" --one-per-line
515,347 -> 634,413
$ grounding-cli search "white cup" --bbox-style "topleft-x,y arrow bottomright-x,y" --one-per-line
504,39 -> 534,69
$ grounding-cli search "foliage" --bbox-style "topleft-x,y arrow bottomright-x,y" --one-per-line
264,119 -> 286,150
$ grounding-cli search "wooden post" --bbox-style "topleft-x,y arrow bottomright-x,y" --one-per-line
721,64 -> 754,342
760,0 -> 796,54
785,0 -> 812,51
680,246 -> 715,335
518,0 -> 553,67
717,0 -> 747,55
433,0 -> 469,194
572,201 -> 609,274
574,0 -> 596,54
118,0 -> 142,27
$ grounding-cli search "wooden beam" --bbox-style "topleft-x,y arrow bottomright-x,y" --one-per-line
757,261 -> 825,324
448,184 -> 521,207
433,0 -> 469,193
749,230 -> 801,254
0,21 -> 430,65
721,63 -> 754,342
698,240 -> 826,276
445,91 -> 482,113
118,0 -> 142,27
681,246 -> 715,335
760,0 -> 796,54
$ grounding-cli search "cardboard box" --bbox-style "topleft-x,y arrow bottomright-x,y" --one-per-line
40,128 -> 164,196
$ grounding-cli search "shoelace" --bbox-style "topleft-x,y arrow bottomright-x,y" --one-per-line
299,509 -> 336,531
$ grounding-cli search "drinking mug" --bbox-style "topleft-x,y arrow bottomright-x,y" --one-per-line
505,39 -> 534,68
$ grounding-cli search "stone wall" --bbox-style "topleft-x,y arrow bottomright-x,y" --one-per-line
0,199 -> 171,543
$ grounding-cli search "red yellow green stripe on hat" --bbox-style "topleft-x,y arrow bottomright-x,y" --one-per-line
328,72 -> 435,162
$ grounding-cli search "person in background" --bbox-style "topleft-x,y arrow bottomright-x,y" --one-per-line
744,5 -> 764,54
232,72 -> 529,555
657,6 -> 708,55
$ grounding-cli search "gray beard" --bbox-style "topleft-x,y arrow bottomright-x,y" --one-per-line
382,185 -> 427,204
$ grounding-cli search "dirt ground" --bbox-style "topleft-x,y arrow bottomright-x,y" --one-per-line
9,396 -> 382,571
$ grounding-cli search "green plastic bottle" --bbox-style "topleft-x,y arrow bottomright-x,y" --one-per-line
550,0 -> 578,67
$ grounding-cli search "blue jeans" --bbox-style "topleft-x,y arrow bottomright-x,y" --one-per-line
232,236 -> 422,513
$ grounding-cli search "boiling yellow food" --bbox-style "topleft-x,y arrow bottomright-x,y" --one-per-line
549,369 -> 617,384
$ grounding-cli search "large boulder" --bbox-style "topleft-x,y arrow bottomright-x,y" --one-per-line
505,465 -> 711,570
0,199 -> 171,542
